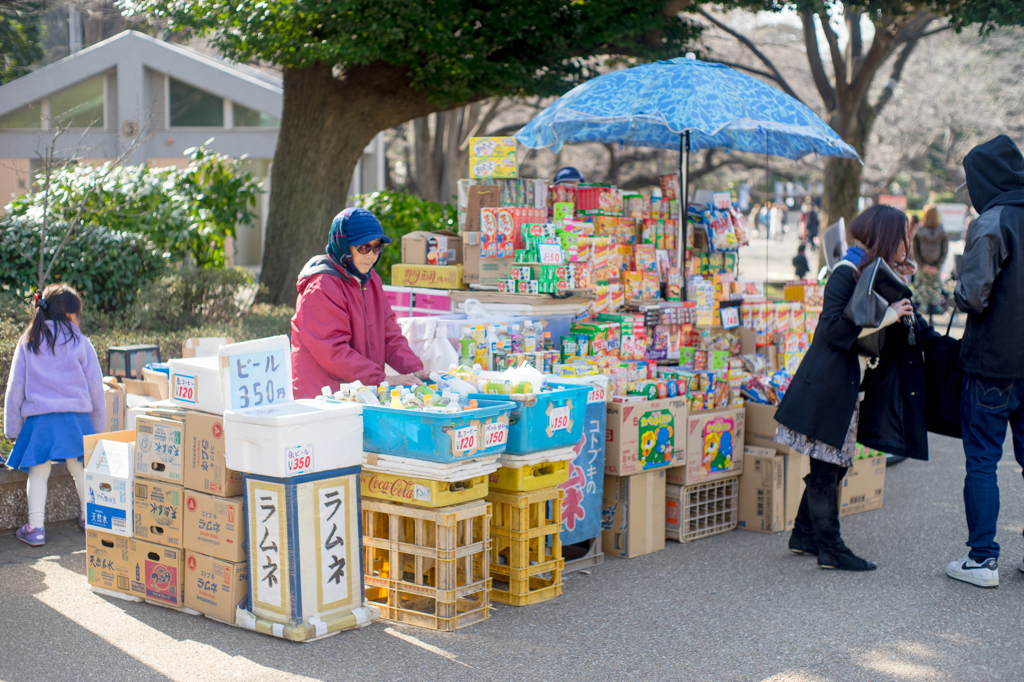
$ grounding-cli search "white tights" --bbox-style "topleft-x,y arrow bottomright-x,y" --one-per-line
26,458 -> 86,529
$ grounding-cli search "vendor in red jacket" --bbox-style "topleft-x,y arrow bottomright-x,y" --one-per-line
290,207 -> 427,399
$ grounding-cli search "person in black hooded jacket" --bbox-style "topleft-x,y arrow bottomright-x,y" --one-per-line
946,135 -> 1024,589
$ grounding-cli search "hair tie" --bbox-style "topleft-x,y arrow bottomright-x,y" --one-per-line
37,296 -> 49,311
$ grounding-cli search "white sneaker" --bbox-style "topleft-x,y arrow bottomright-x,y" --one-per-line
946,552 -> 999,588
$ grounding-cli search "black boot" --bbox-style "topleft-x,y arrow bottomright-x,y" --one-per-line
804,471 -> 877,572
788,488 -> 818,556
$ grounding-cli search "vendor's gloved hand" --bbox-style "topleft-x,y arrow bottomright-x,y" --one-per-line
390,373 -> 424,386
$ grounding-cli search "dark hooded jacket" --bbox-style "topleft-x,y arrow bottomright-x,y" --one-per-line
954,135 -> 1024,378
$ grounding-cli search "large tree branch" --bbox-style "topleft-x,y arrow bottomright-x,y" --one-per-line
848,13 -> 933,125
872,35 -> 922,115
846,10 -> 863,82
800,11 -> 837,112
896,23 -> 954,43
698,9 -> 805,106
818,12 -> 847,98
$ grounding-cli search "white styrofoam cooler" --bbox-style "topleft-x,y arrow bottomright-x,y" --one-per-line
223,399 -> 363,477
167,335 -> 293,415
167,356 -> 223,413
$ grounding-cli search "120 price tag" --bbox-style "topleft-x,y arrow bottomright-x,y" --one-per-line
173,374 -> 197,404
453,426 -> 478,453
484,422 -> 508,447
549,406 -> 570,432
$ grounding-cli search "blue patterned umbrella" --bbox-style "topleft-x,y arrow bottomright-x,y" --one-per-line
515,57 -> 859,160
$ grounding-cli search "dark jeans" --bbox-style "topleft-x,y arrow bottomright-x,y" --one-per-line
793,458 -> 849,541
960,373 -> 1024,561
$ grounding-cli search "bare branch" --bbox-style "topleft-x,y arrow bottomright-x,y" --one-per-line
698,9 -> 806,106
897,23 -> 954,43
819,12 -> 847,97
873,37 -> 922,115
708,61 -> 781,83
800,12 -> 837,112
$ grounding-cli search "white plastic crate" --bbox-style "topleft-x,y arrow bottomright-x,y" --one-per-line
666,477 -> 738,543
224,399 -> 363,477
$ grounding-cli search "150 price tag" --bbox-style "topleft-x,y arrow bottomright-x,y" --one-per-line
285,444 -> 314,474
587,385 -> 607,404
453,426 -> 478,453
484,422 -> 507,447
549,406 -> 570,431
173,374 -> 196,404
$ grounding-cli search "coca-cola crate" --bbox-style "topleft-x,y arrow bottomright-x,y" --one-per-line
361,470 -> 489,508
486,487 -> 563,606
666,477 -> 738,543
364,578 -> 491,631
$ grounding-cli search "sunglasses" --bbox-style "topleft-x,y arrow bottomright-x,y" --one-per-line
355,241 -> 384,255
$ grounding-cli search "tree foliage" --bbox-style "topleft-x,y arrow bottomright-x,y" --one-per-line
354,190 -> 456,284
0,0 -> 44,84
121,0 -> 705,102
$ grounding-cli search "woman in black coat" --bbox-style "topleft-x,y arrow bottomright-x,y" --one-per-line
774,204 -> 938,571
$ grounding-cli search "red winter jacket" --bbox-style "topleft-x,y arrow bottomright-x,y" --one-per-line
290,256 -> 422,399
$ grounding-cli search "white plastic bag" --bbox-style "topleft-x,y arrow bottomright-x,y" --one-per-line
396,317 -> 459,373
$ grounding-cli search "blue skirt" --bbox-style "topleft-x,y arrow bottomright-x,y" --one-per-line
5,413 -> 95,472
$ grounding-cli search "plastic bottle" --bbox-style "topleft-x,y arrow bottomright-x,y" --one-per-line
429,371 -> 479,396
389,388 -> 403,409
493,341 -> 508,372
523,322 -> 537,353
459,327 -> 475,363
544,331 -> 553,351
378,381 -> 390,404
414,385 -> 437,402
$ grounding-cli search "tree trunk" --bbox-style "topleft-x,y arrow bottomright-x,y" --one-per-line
819,102 -> 876,271
259,63 -> 454,304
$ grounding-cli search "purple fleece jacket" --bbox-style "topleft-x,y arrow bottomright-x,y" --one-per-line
3,322 -> 106,438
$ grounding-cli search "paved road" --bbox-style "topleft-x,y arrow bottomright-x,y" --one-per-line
2,431 -> 1022,681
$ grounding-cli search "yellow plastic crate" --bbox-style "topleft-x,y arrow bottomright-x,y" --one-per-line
490,560 -> 563,606
488,460 -> 570,493
486,488 -> 563,606
361,470 -> 489,508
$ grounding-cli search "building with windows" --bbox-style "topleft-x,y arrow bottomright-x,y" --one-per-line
0,30 -> 386,268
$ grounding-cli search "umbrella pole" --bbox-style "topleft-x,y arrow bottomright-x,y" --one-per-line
765,133 -> 770,284
679,131 -> 690,300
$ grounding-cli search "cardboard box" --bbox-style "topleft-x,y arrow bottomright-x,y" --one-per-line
744,401 -> 800,457
605,397 -> 689,476
737,446 -> 809,533
182,412 -> 242,497
84,438 -> 136,537
401,230 -> 463,266
465,185 -> 500,233
185,550 -> 248,623
133,481 -> 184,549
390,263 -> 464,290
182,337 -> 234,358
461,233 -> 514,285
86,529 -> 133,594
135,415 -> 184,484
103,380 -> 126,432
130,540 -> 186,607
184,491 -> 246,563
668,407 -> 746,486
601,470 -> 666,558
839,455 -> 885,516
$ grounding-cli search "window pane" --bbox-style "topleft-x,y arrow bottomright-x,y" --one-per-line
51,76 -> 105,128
169,78 -> 223,127
0,102 -> 42,129
233,102 -> 280,128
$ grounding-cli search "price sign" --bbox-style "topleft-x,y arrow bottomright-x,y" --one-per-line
173,373 -> 197,404
720,306 -> 740,330
538,243 -> 563,264
452,426 -> 478,453
484,422 -> 508,447
285,444 -> 314,475
227,347 -> 290,410
587,385 -> 607,404
549,406 -> 570,432
712,191 -> 733,210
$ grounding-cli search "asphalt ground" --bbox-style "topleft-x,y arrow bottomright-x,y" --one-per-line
1,428 -> 1022,682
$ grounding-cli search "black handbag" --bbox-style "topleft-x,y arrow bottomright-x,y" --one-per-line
842,258 -> 913,357
925,316 -> 963,439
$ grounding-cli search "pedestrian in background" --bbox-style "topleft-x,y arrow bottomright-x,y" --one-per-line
805,204 -> 820,250
3,284 -> 103,547
912,204 -> 949,317
793,244 -> 810,278
948,135 -> 1024,589
774,204 -> 935,572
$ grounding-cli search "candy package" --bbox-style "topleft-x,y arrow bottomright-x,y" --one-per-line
703,208 -> 739,252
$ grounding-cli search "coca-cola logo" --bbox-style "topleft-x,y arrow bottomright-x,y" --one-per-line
364,474 -> 415,500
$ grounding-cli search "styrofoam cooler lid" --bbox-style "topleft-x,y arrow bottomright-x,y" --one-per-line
496,445 -> 577,468
225,398 -> 362,425
168,355 -> 219,372
218,335 -> 294,411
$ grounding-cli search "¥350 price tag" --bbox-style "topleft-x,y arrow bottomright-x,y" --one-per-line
484,422 -> 507,447
285,444 -> 314,474
549,406 -> 570,431
453,426 -> 478,453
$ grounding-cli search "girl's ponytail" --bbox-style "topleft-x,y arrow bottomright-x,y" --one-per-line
24,283 -> 83,354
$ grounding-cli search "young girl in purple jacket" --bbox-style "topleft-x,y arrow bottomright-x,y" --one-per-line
3,284 -> 105,546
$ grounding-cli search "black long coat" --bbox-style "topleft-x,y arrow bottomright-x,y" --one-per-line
774,264 -> 937,460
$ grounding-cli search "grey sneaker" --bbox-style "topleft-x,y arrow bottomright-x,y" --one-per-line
946,552 -> 999,588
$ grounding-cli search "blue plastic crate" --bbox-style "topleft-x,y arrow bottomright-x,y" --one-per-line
470,384 -> 590,455
362,402 -> 515,463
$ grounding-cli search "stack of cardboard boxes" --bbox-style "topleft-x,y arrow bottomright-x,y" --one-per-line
601,397 -> 746,557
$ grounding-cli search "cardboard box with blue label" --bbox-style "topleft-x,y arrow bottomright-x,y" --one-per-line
84,434 -> 136,538
605,397 -> 689,476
